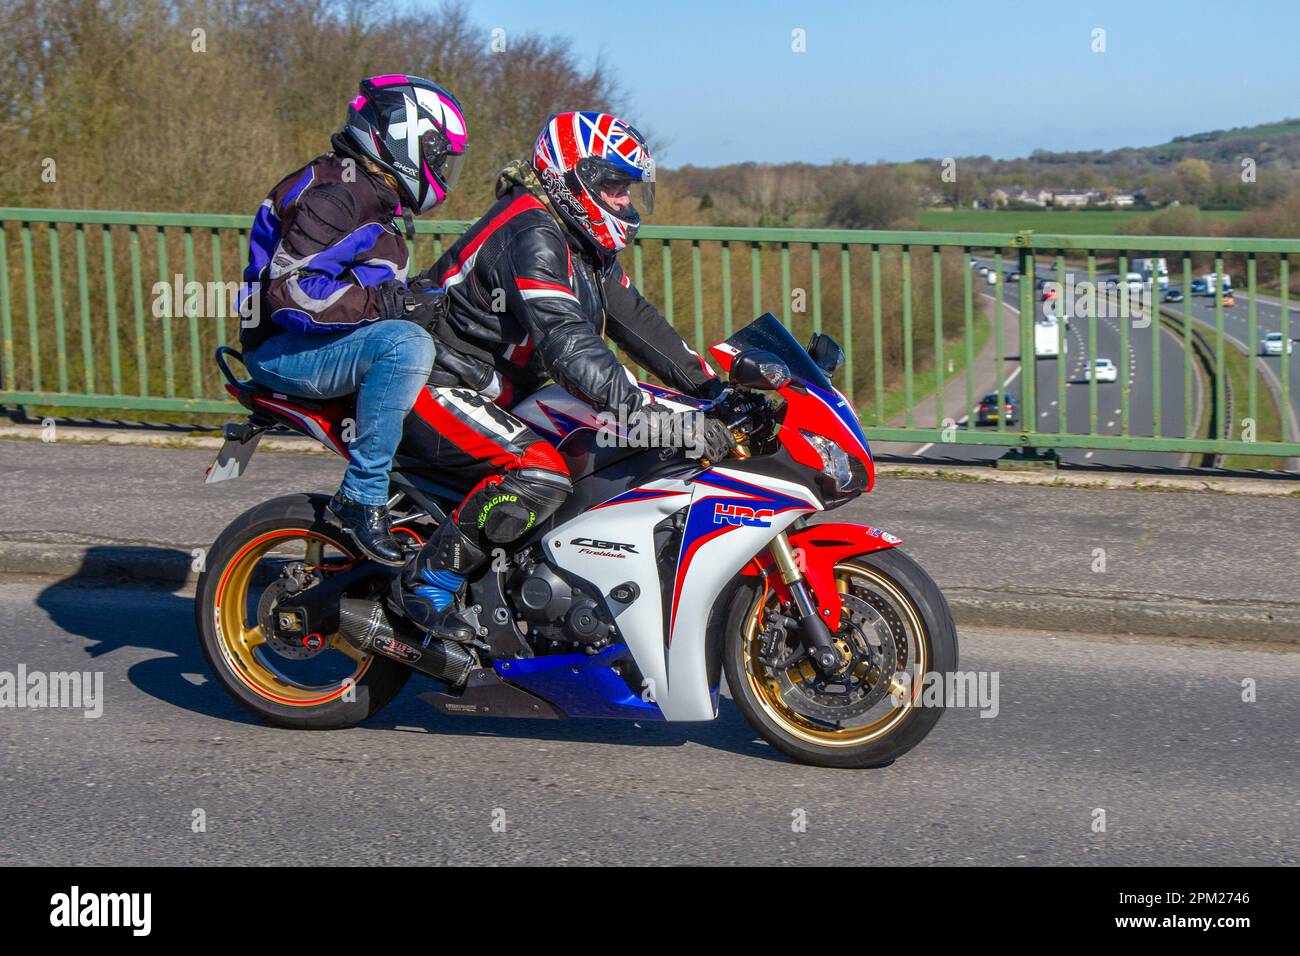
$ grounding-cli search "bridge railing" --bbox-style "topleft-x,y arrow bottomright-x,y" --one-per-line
1,207 -> 1297,462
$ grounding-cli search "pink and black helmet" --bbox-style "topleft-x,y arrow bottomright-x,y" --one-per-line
343,75 -> 468,214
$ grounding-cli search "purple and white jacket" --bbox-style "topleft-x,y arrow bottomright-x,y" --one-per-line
239,152 -> 409,353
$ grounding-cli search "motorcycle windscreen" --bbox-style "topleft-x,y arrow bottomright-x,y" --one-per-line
722,313 -> 835,393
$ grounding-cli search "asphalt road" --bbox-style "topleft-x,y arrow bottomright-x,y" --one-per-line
916,260 -> 1196,468
1171,288 -> 1300,443
1,576 -> 1295,866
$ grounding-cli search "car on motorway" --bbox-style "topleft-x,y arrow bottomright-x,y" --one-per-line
1163,289 -> 1184,303
1005,270 -> 1021,282
975,392 -> 1017,426
1219,293 -> 1236,307
1260,332 -> 1295,356
1190,278 -> 1209,296
1084,358 -> 1119,383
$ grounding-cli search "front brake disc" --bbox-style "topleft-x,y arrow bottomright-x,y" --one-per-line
774,591 -> 903,722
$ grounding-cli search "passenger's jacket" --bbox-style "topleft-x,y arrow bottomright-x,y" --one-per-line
240,152 -> 409,353
420,161 -> 717,413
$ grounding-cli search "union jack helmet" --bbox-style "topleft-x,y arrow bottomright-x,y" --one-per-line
343,75 -> 468,214
532,111 -> 656,254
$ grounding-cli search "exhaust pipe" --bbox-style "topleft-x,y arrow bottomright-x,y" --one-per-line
338,598 -> 474,687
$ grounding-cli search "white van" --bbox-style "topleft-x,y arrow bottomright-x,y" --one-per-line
1199,273 -> 1233,295
1034,318 -> 1065,358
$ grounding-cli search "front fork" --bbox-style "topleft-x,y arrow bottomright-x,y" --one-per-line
768,531 -> 844,673
726,436 -> 843,673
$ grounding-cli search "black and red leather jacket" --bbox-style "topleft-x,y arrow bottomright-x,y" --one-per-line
420,163 -> 717,413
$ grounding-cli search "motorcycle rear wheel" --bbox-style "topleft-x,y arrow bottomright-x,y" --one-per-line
724,547 -> 958,768
195,493 -> 411,729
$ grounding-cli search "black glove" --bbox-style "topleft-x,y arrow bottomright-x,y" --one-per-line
700,417 -> 737,460
626,404 -> 677,450
628,405 -> 735,461
374,279 -> 415,321
409,286 -> 448,333
695,377 -> 726,402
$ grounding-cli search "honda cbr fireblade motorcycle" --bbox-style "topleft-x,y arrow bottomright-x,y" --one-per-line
197,313 -> 957,767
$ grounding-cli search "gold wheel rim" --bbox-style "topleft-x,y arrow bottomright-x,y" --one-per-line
212,528 -> 371,706
743,561 -> 927,747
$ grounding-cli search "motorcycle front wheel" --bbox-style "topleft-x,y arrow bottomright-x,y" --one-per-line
723,547 -> 958,768
195,493 -> 411,729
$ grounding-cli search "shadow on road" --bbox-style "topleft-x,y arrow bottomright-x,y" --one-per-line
34,546 -> 252,724
34,547 -> 784,762
364,681 -> 780,762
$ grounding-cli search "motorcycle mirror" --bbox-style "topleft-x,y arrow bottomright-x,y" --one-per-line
806,332 -> 844,378
730,349 -> 791,390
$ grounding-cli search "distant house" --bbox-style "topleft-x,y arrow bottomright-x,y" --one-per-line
1111,193 -> 1136,207
991,186 -> 1048,208
1051,189 -> 1092,207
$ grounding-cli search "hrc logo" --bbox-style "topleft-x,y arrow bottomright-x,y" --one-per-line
712,502 -> 774,527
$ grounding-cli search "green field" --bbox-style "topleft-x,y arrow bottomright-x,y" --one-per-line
918,209 -> 1247,235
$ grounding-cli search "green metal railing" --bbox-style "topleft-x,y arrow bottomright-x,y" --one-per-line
2,207 -> 1298,463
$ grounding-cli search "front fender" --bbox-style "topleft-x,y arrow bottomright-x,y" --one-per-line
738,522 -> 901,630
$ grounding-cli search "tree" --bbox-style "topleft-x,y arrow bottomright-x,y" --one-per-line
823,165 -> 918,229
1173,158 -> 1214,207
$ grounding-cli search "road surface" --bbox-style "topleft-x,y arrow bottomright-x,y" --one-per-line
1,576 -> 1295,866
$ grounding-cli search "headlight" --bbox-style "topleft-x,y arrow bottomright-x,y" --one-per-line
800,430 -> 852,492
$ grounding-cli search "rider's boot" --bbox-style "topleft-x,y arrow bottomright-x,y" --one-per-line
394,519 -> 487,643
327,492 -> 406,567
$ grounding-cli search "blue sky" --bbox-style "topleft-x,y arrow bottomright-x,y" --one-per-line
430,0 -> 1300,168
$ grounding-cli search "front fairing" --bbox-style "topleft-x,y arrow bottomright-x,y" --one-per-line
709,313 -> 874,494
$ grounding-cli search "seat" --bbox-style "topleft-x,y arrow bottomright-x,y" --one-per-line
216,346 -> 355,457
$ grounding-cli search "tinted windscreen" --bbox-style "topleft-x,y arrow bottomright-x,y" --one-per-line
724,313 -> 834,392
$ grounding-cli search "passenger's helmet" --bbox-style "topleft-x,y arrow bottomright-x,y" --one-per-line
532,111 -> 655,253
342,74 -> 468,214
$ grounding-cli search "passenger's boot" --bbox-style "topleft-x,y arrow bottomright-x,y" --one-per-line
327,492 -> 406,567
395,519 -> 487,643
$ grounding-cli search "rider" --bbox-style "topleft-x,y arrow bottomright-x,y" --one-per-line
239,75 -> 468,567
397,110 -> 733,641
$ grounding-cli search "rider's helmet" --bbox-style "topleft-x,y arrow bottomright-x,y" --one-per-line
532,111 -> 655,254
341,74 -> 468,214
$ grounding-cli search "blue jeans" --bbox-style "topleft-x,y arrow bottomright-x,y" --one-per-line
244,320 -> 435,506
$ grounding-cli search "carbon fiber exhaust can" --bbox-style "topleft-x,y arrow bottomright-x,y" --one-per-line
338,598 -> 474,687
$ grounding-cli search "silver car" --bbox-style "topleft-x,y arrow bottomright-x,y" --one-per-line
1259,332 -> 1294,356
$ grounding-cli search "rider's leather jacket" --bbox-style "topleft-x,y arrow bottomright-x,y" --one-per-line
417,161 -> 718,413
240,150 -> 409,354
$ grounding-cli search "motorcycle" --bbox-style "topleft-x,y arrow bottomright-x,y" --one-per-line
196,312 -> 957,768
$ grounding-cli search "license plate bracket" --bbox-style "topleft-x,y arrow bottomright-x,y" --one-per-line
205,428 -> 263,483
